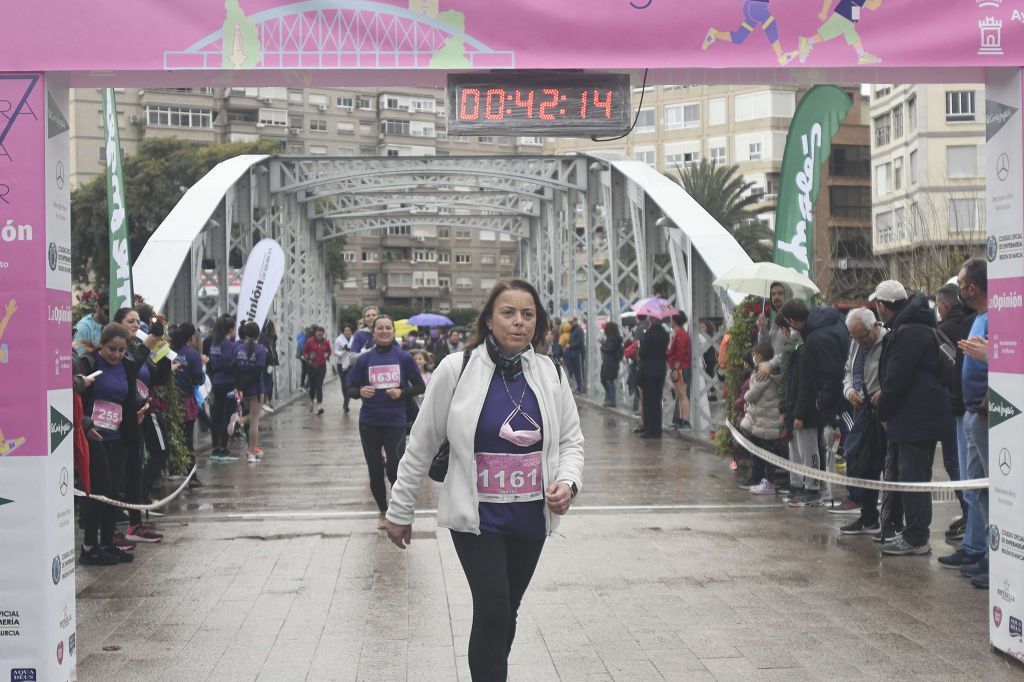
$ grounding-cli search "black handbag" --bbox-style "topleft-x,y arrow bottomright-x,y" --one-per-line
428,350 -> 472,482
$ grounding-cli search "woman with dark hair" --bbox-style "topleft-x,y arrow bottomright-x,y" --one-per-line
600,321 -> 623,407
347,316 -> 425,527
234,321 -> 268,463
170,322 -> 205,488
207,315 -> 238,460
74,322 -> 160,564
334,322 -> 356,413
385,278 -> 584,681
259,319 -> 280,413
302,326 -> 332,414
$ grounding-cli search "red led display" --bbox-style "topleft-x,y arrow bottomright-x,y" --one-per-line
447,72 -> 631,137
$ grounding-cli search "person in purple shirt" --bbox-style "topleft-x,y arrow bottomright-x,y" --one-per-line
702,0 -> 797,65
233,321 -> 268,463
206,316 -> 238,460
170,323 -> 206,488
347,316 -> 424,526
74,323 -> 160,566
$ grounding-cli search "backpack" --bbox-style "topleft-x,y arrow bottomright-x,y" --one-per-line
901,324 -> 957,389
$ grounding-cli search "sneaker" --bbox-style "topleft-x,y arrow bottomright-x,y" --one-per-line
784,488 -> 805,504
677,420 -> 692,430
858,53 -> 882,65
841,519 -> 881,535
945,516 -> 967,540
729,460 -> 738,471
800,492 -> 825,507
827,500 -> 861,515
145,508 -> 166,518
750,479 -> 776,495
737,478 -> 759,490
112,532 -> 136,552
960,557 -> 988,578
937,549 -> 985,568
247,452 -> 258,463
101,544 -> 136,563
125,524 -> 163,543
880,537 -> 931,556
775,485 -> 790,496
261,404 -> 275,414
702,28 -> 716,51
79,545 -> 118,566
873,530 -> 903,543
219,451 -> 239,462
971,574 -> 990,589
777,50 -> 797,66
798,36 -> 812,63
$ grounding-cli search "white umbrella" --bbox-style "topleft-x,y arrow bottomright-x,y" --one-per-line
713,262 -> 820,300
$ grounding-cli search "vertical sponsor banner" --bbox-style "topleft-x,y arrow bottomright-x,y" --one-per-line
986,68 -> 1024,665
235,238 -> 285,332
0,74 -> 76,682
773,85 -> 852,279
102,88 -> 133,312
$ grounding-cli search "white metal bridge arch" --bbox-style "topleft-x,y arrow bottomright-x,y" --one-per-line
133,153 -> 751,434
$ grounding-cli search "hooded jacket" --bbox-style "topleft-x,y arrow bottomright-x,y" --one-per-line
800,306 -> 849,418
741,373 -> 782,439
937,302 -> 976,417
877,293 -> 952,443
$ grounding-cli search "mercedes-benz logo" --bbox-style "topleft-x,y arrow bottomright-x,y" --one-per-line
997,153 -> 1010,182
55,161 -> 65,190
59,467 -> 69,496
999,448 -> 1012,476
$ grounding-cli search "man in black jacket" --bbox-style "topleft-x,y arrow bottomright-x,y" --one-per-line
567,316 -> 586,392
872,280 -> 950,556
637,315 -> 670,439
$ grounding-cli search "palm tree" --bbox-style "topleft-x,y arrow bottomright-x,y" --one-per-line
667,159 -> 773,262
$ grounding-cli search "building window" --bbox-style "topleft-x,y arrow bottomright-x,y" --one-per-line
413,249 -> 437,263
949,199 -> 980,232
289,115 -> 304,129
438,227 -> 451,239
361,251 -> 379,262
413,271 -> 438,288
336,121 -> 355,134
499,254 -> 512,266
359,145 -> 377,155
875,162 -> 891,197
411,98 -> 435,113
946,91 -> 976,122
257,108 -> 288,127
909,149 -> 919,185
635,148 -> 656,167
481,253 -> 496,265
381,119 -> 410,135
480,277 -> 496,290
456,276 -> 473,289
439,276 -> 451,289
893,157 -> 903,190
286,142 -> 304,154
336,96 -> 354,108
342,251 -> 356,262
891,105 -> 903,140
455,253 -> 471,264
309,119 -> 327,132
308,93 -> 328,107
874,114 -> 891,146
455,229 -> 471,240
478,136 -> 494,144
877,211 -> 894,244
386,149 -> 400,157
710,144 -> 726,164
708,98 -> 726,126
665,102 -> 700,129
438,251 -> 451,263
388,272 -> 413,288
748,142 -> 763,161
355,97 -> 372,110
946,145 -> 978,178
386,224 -> 411,236
829,145 -> 870,177
309,145 -> 328,155
145,106 -> 214,128
907,96 -> 917,132
831,186 -> 872,219
517,136 -> 544,146
635,108 -> 656,133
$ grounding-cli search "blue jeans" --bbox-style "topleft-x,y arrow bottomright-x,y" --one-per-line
601,378 -> 616,405
963,411 -> 989,556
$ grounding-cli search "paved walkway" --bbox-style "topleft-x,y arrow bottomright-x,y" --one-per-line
73,387 -> 1022,681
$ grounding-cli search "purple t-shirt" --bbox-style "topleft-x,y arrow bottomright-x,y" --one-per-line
475,371 -> 546,541
85,354 -> 129,442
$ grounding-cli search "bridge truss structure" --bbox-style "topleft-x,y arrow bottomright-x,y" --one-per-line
135,153 -> 752,436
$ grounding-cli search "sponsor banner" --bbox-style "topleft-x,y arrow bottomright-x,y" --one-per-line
235,238 -> 285,332
44,80 -> 70,293
773,85 -> 852,279
0,74 -> 76,682
102,88 -> 133,312
987,68 -> 1024,666
3,1 -> 1024,76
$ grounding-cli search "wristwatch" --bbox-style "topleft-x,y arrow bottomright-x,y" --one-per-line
569,482 -> 578,499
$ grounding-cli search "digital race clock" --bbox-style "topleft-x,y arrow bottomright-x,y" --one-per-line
447,72 -> 632,137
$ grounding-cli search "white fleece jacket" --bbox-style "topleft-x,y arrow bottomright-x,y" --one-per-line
386,344 -> 585,535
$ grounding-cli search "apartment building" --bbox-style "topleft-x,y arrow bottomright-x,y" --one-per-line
68,86 -> 536,311
869,84 -> 986,290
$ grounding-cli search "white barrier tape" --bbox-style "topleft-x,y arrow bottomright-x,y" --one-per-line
727,424 -> 989,493
73,464 -> 197,511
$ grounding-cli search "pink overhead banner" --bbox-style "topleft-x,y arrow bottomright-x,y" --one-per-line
2,0 -> 1024,77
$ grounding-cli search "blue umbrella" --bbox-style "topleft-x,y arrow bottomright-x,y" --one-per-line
408,313 -> 454,327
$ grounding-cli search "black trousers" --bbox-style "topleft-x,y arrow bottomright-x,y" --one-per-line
337,364 -> 351,410
939,421 -> 966,514
897,440 -> 936,546
640,373 -> 666,436
358,423 -> 406,512
140,412 -> 170,507
451,530 -> 545,682
84,438 -> 127,547
307,365 -> 327,403
209,384 -> 234,449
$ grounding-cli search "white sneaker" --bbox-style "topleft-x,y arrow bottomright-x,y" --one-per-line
261,404 -> 275,414
247,452 -> 258,463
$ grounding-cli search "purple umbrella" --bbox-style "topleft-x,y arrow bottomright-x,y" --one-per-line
631,297 -> 678,319
408,313 -> 454,327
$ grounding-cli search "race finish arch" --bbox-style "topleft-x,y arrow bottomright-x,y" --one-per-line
1,1 -> 1023,677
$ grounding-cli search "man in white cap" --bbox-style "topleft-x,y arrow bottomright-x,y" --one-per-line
872,280 -> 950,556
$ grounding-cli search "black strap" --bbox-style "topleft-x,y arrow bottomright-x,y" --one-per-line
549,355 -> 562,382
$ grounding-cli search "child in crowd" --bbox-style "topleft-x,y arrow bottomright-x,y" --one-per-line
740,342 -> 782,494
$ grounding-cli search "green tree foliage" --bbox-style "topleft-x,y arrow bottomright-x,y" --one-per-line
713,298 -> 759,457
667,159 -> 773,262
71,138 -> 282,287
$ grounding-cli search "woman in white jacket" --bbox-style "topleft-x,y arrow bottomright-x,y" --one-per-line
385,278 -> 584,681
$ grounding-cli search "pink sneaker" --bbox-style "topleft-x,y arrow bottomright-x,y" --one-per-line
113,531 -> 137,552
750,479 -> 776,495
125,524 -> 163,543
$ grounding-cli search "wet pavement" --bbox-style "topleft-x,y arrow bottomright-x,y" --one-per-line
73,385 -> 1023,681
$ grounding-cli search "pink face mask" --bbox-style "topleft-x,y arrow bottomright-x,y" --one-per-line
499,406 -> 542,447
